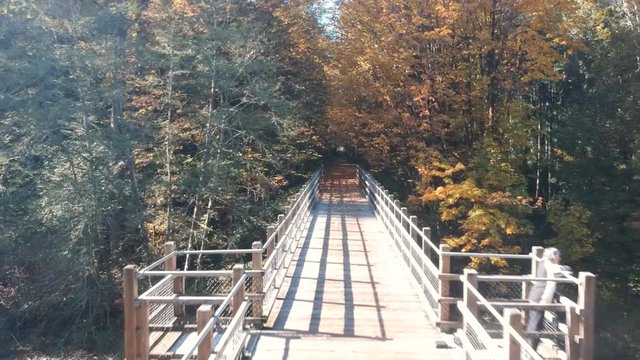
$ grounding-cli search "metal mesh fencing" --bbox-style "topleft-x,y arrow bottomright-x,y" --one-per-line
147,277 -> 176,326
203,276 -> 233,296
479,281 -> 523,301
214,302 -> 249,360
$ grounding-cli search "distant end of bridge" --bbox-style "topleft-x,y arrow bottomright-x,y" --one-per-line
122,164 -> 596,360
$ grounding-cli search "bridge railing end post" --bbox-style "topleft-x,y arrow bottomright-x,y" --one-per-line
123,265 -> 138,360
136,299 -> 150,360
578,272 -> 596,360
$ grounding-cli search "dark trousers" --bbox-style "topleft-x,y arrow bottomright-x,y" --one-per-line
526,309 -> 545,350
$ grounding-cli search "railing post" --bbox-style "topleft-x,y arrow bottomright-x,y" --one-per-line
289,197 -> 297,223
136,299 -> 150,360
232,264 -> 245,315
196,305 -> 213,360
164,242 -> 184,317
393,200 -> 400,220
277,214 -> 285,245
393,200 -> 401,237
504,308 -> 523,360
578,272 -> 596,360
266,225 -> 276,257
409,215 -> 418,243
524,246 -> 544,301
401,207 -> 409,232
566,306 -> 580,360
439,244 -> 451,325
463,269 -> 479,326
383,190 -> 390,219
123,265 -> 138,360
423,227 -> 432,259
284,206 -> 291,227
252,241 -> 263,320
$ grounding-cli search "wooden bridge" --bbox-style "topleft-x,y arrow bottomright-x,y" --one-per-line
122,165 -> 596,360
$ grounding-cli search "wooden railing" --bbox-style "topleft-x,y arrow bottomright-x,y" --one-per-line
356,166 -> 596,360
123,169 -> 323,360
123,166 -> 596,360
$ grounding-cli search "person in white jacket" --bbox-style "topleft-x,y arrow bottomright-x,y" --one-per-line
526,247 -> 567,350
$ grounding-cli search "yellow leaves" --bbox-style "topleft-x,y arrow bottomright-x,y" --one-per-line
417,158 -> 532,258
171,0 -> 197,17
356,57 -> 372,71
418,161 -> 465,183
555,148 -> 575,162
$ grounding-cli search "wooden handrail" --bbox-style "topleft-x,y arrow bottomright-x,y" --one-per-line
356,166 -> 596,360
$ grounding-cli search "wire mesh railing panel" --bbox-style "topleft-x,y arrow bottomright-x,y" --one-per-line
541,311 -> 566,350
465,319 -> 490,351
145,277 -> 176,326
263,277 -> 277,314
243,275 -> 253,295
263,253 -> 277,292
476,308 -> 504,339
244,275 -> 255,318
204,276 -> 233,296
479,281 -> 523,300
216,299 -> 234,328
214,302 -> 249,360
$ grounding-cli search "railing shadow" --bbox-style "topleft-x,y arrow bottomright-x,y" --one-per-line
271,164 -> 387,341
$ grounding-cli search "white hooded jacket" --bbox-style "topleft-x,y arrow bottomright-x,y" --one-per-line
528,260 -> 563,304
529,248 -> 571,304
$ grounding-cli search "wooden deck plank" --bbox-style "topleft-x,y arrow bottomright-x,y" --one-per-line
252,165 -> 455,359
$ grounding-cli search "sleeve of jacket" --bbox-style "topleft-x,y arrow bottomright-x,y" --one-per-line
540,262 -> 560,304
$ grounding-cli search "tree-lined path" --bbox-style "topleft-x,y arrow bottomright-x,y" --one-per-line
252,165 -> 455,359
124,164 -> 595,360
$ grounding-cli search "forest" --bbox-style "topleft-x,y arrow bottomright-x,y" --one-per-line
0,0 -> 638,359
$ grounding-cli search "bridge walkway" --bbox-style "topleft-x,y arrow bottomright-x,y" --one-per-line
251,165 -> 456,359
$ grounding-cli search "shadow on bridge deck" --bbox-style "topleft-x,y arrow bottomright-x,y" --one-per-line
252,165 -> 454,359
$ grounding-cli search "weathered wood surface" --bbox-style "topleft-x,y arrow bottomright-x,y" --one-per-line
252,165 -> 456,359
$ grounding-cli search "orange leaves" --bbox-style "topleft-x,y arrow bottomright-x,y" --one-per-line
417,162 -> 465,184
416,159 -> 532,258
